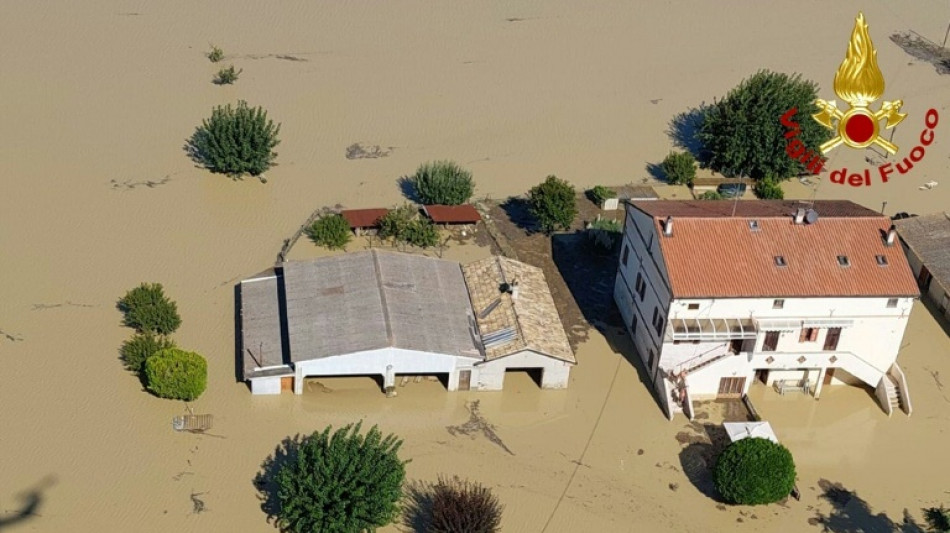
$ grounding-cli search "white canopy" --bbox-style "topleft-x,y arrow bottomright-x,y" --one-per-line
723,421 -> 779,444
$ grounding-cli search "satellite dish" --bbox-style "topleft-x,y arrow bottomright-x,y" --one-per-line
804,209 -> 818,224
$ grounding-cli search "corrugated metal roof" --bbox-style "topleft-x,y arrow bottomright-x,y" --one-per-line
462,257 -> 575,363
644,212 -> 919,298
423,204 -> 482,224
340,208 -> 389,229
281,250 -> 482,362
894,212 -> 950,289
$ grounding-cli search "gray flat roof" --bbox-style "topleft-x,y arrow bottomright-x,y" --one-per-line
240,273 -> 288,379
895,212 -> 950,288
281,250 -> 482,362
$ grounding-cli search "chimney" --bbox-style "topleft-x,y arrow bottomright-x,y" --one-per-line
663,216 -> 674,236
510,281 -> 520,300
794,208 -> 806,224
885,225 -> 897,247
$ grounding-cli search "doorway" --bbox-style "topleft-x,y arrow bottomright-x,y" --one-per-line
823,328 -> 841,351
755,369 -> 769,385
717,377 -> 746,398
918,265 -> 932,291
458,370 -> 471,391
823,368 -> 836,386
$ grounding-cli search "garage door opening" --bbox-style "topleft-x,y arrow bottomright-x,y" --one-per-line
301,375 -> 384,394
394,373 -> 450,391
505,368 -> 544,389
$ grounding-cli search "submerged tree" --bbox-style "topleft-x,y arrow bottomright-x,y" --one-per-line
714,437 -> 796,505
144,348 -> 208,401
696,70 -> 831,179
528,175 -> 577,234
118,283 -> 181,335
269,423 -> 407,532
187,100 -> 281,180
410,160 -> 475,205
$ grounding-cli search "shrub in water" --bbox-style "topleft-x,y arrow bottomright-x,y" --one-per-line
714,437 -> 796,505
214,65 -> 242,85
428,476 -> 504,533
118,282 -> 181,335
187,100 -> 281,179
661,151 -> 698,186
410,161 -> 475,205
208,45 -> 224,63
144,348 -> 208,401
121,333 -> 175,374
306,213 -> 352,250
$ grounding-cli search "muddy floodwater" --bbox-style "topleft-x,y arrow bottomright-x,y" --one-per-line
2,1 -> 950,531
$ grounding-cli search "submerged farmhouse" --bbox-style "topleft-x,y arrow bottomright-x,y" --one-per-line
240,250 -> 574,395
613,200 -> 919,420
893,212 -> 950,323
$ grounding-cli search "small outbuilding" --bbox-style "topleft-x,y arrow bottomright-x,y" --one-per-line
894,212 -> 950,321
422,204 -> 482,226
724,421 -> 779,444
340,208 -> 390,236
462,256 -> 576,390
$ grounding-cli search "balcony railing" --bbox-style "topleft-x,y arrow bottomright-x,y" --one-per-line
668,317 -> 757,341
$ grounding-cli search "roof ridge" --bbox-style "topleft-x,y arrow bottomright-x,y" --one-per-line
371,250 -> 395,346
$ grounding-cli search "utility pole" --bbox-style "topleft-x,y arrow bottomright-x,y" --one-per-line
881,201 -> 887,215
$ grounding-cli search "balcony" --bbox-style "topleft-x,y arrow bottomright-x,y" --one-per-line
668,318 -> 758,342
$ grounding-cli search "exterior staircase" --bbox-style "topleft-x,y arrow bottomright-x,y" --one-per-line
883,375 -> 905,414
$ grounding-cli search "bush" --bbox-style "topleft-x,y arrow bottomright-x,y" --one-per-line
208,45 -> 224,63
696,70 -> 832,178
924,506 -> 950,532
528,175 -> 577,234
428,476 -> 504,533
306,214 -> 352,250
586,185 -> 616,206
698,190 -> 723,200
272,423 -> 406,532
379,205 -> 441,248
754,176 -> 785,199
714,437 -> 796,505
118,283 -> 181,335
144,348 -> 208,401
121,333 -> 175,374
589,217 -> 622,233
214,65 -> 242,85
187,100 -> 281,179
661,151 -> 697,186
410,161 -> 475,205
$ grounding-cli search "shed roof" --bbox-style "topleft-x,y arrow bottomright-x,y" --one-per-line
423,204 -> 482,224
240,273 -> 290,380
462,256 -> 575,363
281,250 -> 482,362
894,212 -> 950,289
627,200 -> 919,298
340,208 -> 389,229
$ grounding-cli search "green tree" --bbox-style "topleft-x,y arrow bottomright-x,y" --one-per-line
144,348 -> 208,401
306,214 -> 352,250
273,423 -> 406,533
696,70 -> 832,179
661,151 -> 698,186
924,506 -> 950,532
403,218 -> 440,248
118,283 -> 182,335
188,100 -> 281,180
754,176 -> 785,199
714,437 -> 796,505
528,175 -> 577,234
120,333 -> 175,374
410,161 -> 475,205
698,190 -> 723,200
378,205 -> 441,248
586,185 -> 616,206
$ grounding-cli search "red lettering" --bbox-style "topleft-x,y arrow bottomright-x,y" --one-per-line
921,128 -> 934,146
786,138 -> 805,159
910,146 -> 925,162
807,156 -> 825,175
781,108 -> 799,129
830,168 -> 847,184
878,162 -> 894,183
848,173 -> 864,187
896,158 -> 914,174
926,108 -> 939,129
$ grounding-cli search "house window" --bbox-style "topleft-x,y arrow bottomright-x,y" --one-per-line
823,327 -> 841,351
799,327 -> 819,343
630,313 -> 638,332
635,272 -> 646,300
875,255 -> 888,266
652,307 -> 658,325
687,303 -> 699,310
648,349 -> 656,371
655,315 -> 664,336
622,245 -> 629,266
774,255 -> 787,267
886,298 -> 898,308
837,255 -> 850,267
773,299 -> 785,309
763,331 -> 780,352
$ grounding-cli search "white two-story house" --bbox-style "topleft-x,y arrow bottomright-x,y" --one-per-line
613,200 -> 920,420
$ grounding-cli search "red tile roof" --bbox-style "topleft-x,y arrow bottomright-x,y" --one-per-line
628,201 -> 920,298
340,208 -> 389,229
423,204 -> 482,224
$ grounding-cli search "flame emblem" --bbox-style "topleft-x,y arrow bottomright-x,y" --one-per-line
812,13 -> 906,154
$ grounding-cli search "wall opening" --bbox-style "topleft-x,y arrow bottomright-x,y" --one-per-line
505,368 -> 544,389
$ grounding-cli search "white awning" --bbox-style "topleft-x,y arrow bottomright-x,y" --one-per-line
724,421 -> 779,444
668,318 -> 757,341
801,319 -> 855,329
755,319 -> 801,332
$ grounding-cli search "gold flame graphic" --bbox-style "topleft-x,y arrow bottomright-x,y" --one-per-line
832,13 -> 885,106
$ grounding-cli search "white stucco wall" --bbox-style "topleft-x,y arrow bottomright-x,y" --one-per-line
476,350 -> 573,391
293,348 -> 478,394
251,376 -> 283,395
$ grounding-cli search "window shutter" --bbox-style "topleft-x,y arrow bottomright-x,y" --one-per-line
799,329 -> 808,343
809,328 -> 819,342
